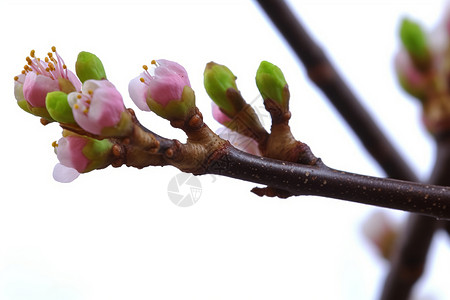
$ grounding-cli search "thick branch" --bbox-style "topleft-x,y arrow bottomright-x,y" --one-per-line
206,146 -> 450,219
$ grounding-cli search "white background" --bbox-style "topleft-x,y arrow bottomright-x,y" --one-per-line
1,0 -> 450,299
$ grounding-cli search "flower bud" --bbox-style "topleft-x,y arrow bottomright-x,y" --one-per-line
68,80 -> 132,136
129,59 -> 195,120
46,91 -> 76,123
53,132 -> 113,173
75,51 -> 107,83
400,18 -> 430,69
255,61 -> 289,107
203,62 -> 239,116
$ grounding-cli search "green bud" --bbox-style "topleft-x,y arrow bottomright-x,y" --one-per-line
83,137 -> 113,172
400,18 -> 429,67
46,91 -> 76,123
256,61 -> 288,106
75,51 -> 107,83
203,62 -> 238,115
147,86 -> 196,121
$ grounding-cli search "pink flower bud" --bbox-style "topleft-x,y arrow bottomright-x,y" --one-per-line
18,48 -> 81,108
128,59 -> 191,110
52,132 -> 113,177
54,135 -> 90,173
68,80 -> 131,136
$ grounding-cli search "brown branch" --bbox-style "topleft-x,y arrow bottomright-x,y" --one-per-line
205,146 -> 450,219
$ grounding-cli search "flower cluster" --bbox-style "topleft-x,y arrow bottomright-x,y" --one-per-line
14,48 -> 132,181
14,47 -> 200,182
14,46 -> 298,183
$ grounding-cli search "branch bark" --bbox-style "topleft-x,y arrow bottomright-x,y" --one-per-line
205,146 -> 450,219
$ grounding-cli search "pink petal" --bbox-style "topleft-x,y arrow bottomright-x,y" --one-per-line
216,127 -> 261,156
56,136 -> 89,172
148,76 -> 186,106
52,163 -> 80,183
211,102 -> 231,124
23,72 -> 60,107
128,75 -> 151,111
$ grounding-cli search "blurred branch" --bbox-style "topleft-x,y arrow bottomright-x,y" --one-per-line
255,0 -> 418,180
381,137 -> 450,300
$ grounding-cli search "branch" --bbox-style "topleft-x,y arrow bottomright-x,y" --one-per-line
205,145 -> 450,219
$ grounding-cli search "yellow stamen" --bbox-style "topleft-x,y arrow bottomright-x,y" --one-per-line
143,65 -> 148,70
77,94 -> 82,99
88,90 -> 93,96
51,46 -> 56,52
14,76 -> 19,81
30,50 -> 36,58
151,59 -> 156,65
83,108 -> 89,114
74,104 -> 79,109
52,141 -> 58,148
139,77 -> 145,83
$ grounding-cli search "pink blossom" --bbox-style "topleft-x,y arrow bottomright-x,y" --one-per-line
18,48 -> 81,108
128,59 -> 190,110
68,80 -> 126,135
211,102 -> 232,125
53,135 -> 90,173
216,127 -> 261,156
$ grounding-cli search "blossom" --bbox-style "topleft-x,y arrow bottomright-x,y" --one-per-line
15,47 -> 81,108
52,133 -> 113,181
128,59 -> 192,116
68,80 -> 131,136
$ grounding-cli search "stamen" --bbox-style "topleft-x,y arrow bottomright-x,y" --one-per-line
88,90 -> 93,96
143,65 -> 148,71
151,60 -> 157,65
77,94 -> 82,99
140,77 -> 145,83
14,76 -> 19,81
73,104 -> 79,109
52,141 -> 58,148
51,46 -> 57,52
30,50 -> 36,58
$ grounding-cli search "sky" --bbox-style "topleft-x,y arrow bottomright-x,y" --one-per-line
1,0 -> 450,299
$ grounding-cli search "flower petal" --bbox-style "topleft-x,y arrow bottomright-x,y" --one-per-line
128,74 -> 151,111
52,163 -> 80,183
23,72 -> 60,107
